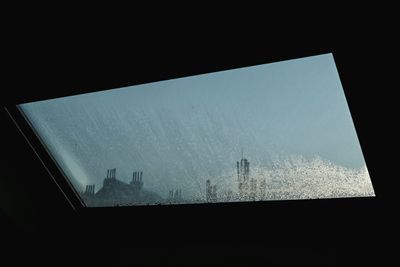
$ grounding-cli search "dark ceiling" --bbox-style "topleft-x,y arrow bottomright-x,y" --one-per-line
2,16 -> 395,266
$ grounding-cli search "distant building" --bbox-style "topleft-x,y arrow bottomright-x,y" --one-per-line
206,179 -> 217,202
203,155 -> 267,203
130,171 -> 143,191
83,184 -> 95,196
259,178 -> 266,199
237,155 -> 265,200
237,156 -> 250,199
167,189 -> 183,203
81,168 -> 163,207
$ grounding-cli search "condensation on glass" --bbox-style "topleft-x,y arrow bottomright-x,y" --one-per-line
18,53 -> 375,207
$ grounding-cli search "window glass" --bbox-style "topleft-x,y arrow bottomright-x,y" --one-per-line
19,54 -> 375,207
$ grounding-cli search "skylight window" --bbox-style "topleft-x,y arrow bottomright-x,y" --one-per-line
18,53 -> 375,207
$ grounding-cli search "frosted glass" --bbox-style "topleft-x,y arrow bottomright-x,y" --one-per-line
19,53 -> 375,207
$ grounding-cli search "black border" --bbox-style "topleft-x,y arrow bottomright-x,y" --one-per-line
3,11 -> 394,265
4,105 -> 86,211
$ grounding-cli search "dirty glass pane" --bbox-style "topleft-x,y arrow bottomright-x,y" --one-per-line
18,53 -> 375,207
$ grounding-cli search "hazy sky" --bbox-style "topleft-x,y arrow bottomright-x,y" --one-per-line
20,53 -> 367,198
